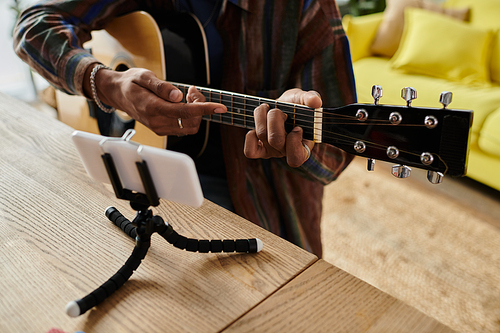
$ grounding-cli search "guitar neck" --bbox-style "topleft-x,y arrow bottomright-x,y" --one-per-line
173,83 -> 323,142
172,83 -> 472,178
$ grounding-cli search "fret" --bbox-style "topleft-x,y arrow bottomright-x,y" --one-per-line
215,90 -> 223,123
220,92 -> 233,126
232,95 -> 246,128
297,106 -> 315,140
276,103 -> 315,141
200,88 -> 214,123
179,84 -> 188,103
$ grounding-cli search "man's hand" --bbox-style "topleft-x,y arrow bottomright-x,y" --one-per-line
85,66 -> 226,136
244,88 -> 322,168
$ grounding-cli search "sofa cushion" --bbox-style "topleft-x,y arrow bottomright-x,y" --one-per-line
445,0 -> 500,84
446,0 -> 500,29
479,107 -> 500,158
343,13 -> 383,62
391,8 -> 493,84
370,0 -> 470,58
353,57 -> 500,144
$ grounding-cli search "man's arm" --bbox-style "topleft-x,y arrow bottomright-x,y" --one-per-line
13,0 -> 227,136
13,0 -> 135,96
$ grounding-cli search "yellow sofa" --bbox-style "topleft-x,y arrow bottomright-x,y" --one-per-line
344,0 -> 500,191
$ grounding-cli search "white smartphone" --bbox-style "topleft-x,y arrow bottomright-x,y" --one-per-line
71,130 -> 204,207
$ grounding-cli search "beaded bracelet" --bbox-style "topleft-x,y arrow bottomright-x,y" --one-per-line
90,64 -> 115,113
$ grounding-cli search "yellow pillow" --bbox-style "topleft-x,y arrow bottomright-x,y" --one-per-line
391,8 -> 493,84
370,0 -> 470,58
445,0 -> 500,30
343,13 -> 383,62
445,0 -> 500,83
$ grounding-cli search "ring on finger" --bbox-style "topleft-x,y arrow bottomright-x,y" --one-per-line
177,118 -> 184,129
303,143 -> 311,160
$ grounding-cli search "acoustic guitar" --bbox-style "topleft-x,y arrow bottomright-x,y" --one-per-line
56,11 -> 473,182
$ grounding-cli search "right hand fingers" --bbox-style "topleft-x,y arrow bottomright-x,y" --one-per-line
109,69 -> 226,135
132,68 -> 183,103
131,69 -> 226,117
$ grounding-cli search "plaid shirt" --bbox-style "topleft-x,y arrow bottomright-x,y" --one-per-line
14,0 -> 356,257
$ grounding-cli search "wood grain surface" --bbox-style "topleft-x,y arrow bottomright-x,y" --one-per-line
0,92 -> 456,333
224,260 -> 455,333
0,93 -> 316,333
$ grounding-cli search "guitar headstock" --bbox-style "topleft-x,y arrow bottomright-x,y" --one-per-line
322,86 -> 473,184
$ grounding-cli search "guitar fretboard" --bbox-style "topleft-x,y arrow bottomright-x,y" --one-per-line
173,83 -> 322,142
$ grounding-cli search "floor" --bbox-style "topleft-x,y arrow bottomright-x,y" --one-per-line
375,160 -> 500,230
320,157 -> 500,333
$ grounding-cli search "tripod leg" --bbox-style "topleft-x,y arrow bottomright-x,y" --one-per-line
106,206 -> 137,239
161,229 -> 263,253
65,241 -> 150,317
106,206 -> 263,254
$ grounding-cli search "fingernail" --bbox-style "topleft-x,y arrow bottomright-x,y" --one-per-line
214,107 -> 225,114
292,127 -> 302,132
170,89 -> 181,101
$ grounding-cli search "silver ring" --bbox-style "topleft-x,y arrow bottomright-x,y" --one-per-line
303,143 -> 311,160
177,118 -> 184,129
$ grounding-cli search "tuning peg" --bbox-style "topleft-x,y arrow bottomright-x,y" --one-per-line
439,91 -> 453,109
424,115 -> 438,129
356,108 -> 368,121
427,171 -> 444,184
392,165 -> 411,178
386,146 -> 399,159
367,158 -> 375,171
389,112 -> 402,125
354,141 -> 366,153
372,85 -> 383,105
420,152 -> 434,165
401,87 -> 417,107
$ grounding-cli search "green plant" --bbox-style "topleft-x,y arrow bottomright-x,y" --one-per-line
349,0 -> 386,16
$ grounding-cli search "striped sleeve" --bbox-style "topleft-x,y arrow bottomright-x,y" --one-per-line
285,0 -> 356,184
13,0 -> 141,96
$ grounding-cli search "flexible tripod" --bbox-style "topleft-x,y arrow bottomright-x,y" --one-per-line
66,140 -> 262,317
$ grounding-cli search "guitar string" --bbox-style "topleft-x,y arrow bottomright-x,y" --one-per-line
204,110 -> 442,164
175,85 -> 448,171
220,109 -> 427,125
197,99 -> 437,160
179,86 -> 434,149
175,83 -> 435,125
180,89 -> 431,128
204,112 -> 450,173
212,107 -> 428,127
190,92 -> 427,124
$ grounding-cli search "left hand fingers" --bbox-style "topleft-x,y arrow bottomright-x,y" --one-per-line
186,85 -> 205,103
245,89 -> 317,166
286,127 -> 313,167
244,104 -> 287,159
278,88 -> 322,109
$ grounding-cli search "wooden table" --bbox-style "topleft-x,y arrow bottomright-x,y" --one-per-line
0,92 -> 454,333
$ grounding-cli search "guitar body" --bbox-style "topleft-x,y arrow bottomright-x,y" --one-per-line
56,11 -> 209,149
